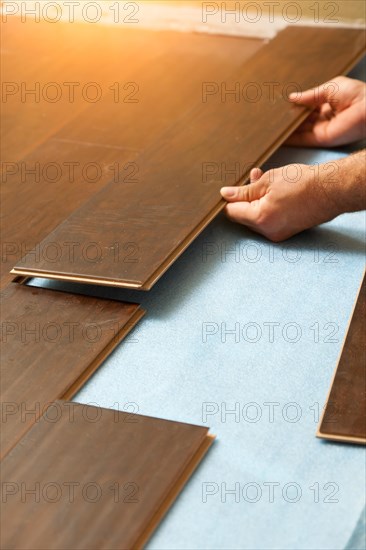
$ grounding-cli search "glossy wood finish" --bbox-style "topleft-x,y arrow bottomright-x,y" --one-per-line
318,273 -> 366,444
1,19 -> 262,290
12,26 -> 366,289
0,401 -> 214,550
0,284 -> 144,459
0,19 -> 168,162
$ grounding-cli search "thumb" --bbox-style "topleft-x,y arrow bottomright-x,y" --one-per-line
221,168 -> 266,203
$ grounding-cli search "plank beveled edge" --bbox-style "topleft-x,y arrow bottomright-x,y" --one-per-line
134,433 -> 216,549
61,307 -> 145,401
317,271 -> 366,445
0,279 -> 146,459
10,269 -> 145,289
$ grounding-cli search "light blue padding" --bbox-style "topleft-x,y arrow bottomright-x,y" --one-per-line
346,508 -> 366,550
31,143 -> 366,550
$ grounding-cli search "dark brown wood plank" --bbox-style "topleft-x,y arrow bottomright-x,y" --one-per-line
318,273 -> 366,444
0,141 -> 138,289
12,26 -> 365,289
0,18 -> 171,161
0,19 -> 175,288
1,25 -> 262,289
53,31 -> 262,153
0,284 -> 144,459
0,401 -> 214,550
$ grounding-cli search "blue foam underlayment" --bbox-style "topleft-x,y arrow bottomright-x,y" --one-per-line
31,144 -> 366,550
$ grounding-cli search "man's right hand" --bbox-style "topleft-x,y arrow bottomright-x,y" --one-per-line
287,76 -> 366,147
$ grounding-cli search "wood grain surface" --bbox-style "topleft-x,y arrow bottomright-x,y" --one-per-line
11,26 -> 366,289
0,284 -> 144,459
318,273 -> 366,444
0,401 -> 214,550
1,18 -> 262,289
0,19 -> 169,162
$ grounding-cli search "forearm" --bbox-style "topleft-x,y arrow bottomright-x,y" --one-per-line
317,150 -> 366,219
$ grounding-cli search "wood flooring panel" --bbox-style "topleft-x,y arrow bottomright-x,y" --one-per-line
54,32 -> 263,153
0,284 -> 144,459
0,141 -> 139,290
1,26 -> 262,290
0,19 -> 182,161
0,401 -> 214,550
12,26 -> 366,289
317,273 -> 366,444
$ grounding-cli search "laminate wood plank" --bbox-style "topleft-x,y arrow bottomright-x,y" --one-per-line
53,32 -> 263,153
1,19 -> 261,161
1,20 -> 178,289
0,141 -> 138,290
0,284 -> 144,459
317,273 -> 366,444
12,26 -> 365,289
1,19 -> 169,161
0,401 -> 214,550
1,26 -> 262,290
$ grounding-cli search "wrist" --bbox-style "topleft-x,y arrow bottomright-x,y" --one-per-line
307,162 -> 343,222
315,152 -> 366,217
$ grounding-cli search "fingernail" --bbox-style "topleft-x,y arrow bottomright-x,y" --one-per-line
221,187 -> 236,198
289,93 -> 297,99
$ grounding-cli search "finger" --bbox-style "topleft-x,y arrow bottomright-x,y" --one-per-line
304,110 -> 323,123
316,107 -> 364,146
287,105 -> 360,147
224,201 -> 260,226
221,179 -> 267,203
250,167 -> 263,183
288,88 -> 323,107
288,80 -> 341,109
285,111 -> 325,143
319,103 -> 334,118
286,128 -> 329,147
286,132 -> 322,147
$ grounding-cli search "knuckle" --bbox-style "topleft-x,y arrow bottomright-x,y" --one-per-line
236,188 -> 247,201
266,232 -> 285,243
330,76 -> 347,89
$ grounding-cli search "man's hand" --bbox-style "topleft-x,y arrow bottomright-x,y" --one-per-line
287,76 -> 366,147
220,152 -> 366,242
